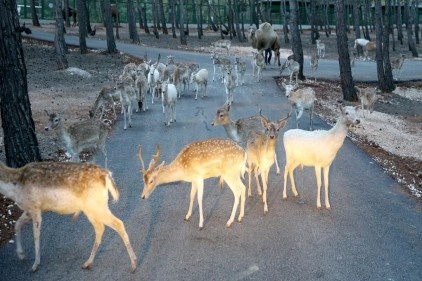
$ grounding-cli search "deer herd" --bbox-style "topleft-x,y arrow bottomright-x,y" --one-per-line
0,23 -> 408,273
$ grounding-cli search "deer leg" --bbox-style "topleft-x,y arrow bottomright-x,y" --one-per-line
323,166 -> 331,210
254,167 -> 262,196
237,178 -> 246,223
185,182 -> 197,222
223,176 -> 241,227
315,166 -> 322,209
247,164 -> 253,197
15,211 -> 32,261
31,211 -> 42,272
274,153 -> 280,174
101,210 -> 137,272
83,217 -> 104,270
196,181 -> 205,230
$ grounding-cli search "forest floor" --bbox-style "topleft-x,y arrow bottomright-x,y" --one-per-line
0,23 -> 421,246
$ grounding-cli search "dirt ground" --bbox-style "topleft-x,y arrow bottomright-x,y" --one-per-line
0,23 -> 421,246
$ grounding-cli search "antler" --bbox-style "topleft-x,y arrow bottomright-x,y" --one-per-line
259,109 -> 270,123
138,145 -> 146,172
148,145 -> 161,171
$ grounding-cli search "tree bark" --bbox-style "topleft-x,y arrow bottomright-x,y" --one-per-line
353,1 -> 364,57
404,0 -> 419,57
0,0 -> 42,167
159,0 -> 168,34
171,0 -> 177,38
281,0 -> 290,44
396,0 -> 404,44
30,0 -> 40,26
289,0 -> 305,81
335,0 -> 357,102
151,0 -> 160,39
55,0 -> 69,70
180,0 -> 187,45
137,0 -> 150,34
103,0 -> 117,53
378,0 -> 395,92
77,0 -> 88,54
127,0 -> 140,43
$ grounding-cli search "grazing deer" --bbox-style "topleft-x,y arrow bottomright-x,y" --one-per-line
246,112 -> 289,213
316,40 -> 325,58
354,38 -> 377,60
391,54 -> 406,81
280,58 -> 300,84
0,161 -> 137,272
310,54 -> 318,82
89,85 -> 119,119
138,140 -> 247,230
44,111 -> 108,167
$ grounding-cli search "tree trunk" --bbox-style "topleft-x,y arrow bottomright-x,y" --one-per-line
363,0 -> 371,39
127,0 -> 140,43
171,0 -> 177,38
137,0 -> 150,34
77,0 -> 88,54
159,0 -> 168,34
324,0 -> 332,36
180,0 -> 187,45
151,0 -> 159,39
396,0 -> 404,44
103,0 -> 117,53
404,0 -> 419,56
289,0 -> 305,81
414,0 -> 420,44
335,0 -> 357,102
310,0 -> 319,44
0,0 -> 42,167
281,0 -> 289,44
55,0 -> 69,70
234,1 -> 243,42
85,0 -> 94,35
378,0 -> 395,92
64,0 -> 70,28
353,1 -> 364,57
30,0 -> 40,26
195,0 -> 202,39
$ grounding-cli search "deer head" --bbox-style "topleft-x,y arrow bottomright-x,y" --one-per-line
138,145 -> 164,199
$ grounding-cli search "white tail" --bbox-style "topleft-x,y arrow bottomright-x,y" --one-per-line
44,111 -> 108,167
282,105 -> 360,209
138,140 -> 247,230
0,161 -> 137,272
246,112 -> 290,213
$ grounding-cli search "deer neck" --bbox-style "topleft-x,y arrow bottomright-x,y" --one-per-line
54,123 -> 73,149
155,162 -> 186,186
223,120 -> 242,143
328,117 -> 350,151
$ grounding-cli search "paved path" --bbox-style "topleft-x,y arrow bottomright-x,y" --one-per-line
0,32 -> 421,280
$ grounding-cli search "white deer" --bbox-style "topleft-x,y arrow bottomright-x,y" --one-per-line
0,161 -> 137,272
316,39 -> 325,58
282,83 -> 316,130
282,105 -> 360,209
138,140 -> 247,230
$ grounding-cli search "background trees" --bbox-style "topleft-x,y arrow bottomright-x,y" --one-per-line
0,0 -> 41,167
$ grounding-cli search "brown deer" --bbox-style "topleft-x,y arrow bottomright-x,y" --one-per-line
0,161 -> 137,272
138,139 -> 247,230
44,111 -> 109,167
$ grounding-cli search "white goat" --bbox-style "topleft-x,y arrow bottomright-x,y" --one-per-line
252,50 -> 265,82
316,39 -> 325,58
282,105 -> 360,209
223,65 -> 237,105
0,161 -> 137,272
156,80 -> 177,126
246,112 -> 289,214
282,83 -> 316,130
280,58 -> 300,84
44,111 -> 108,167
355,86 -> 379,117
235,57 -> 247,86
190,68 -> 209,100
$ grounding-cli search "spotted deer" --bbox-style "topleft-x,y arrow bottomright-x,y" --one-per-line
0,161 -> 137,272
280,58 -> 300,84
138,140 -> 247,230
211,52 -> 231,83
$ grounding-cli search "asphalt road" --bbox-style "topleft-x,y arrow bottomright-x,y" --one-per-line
0,32 -> 421,280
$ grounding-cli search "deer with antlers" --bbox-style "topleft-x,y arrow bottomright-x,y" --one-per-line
138,139 -> 247,230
